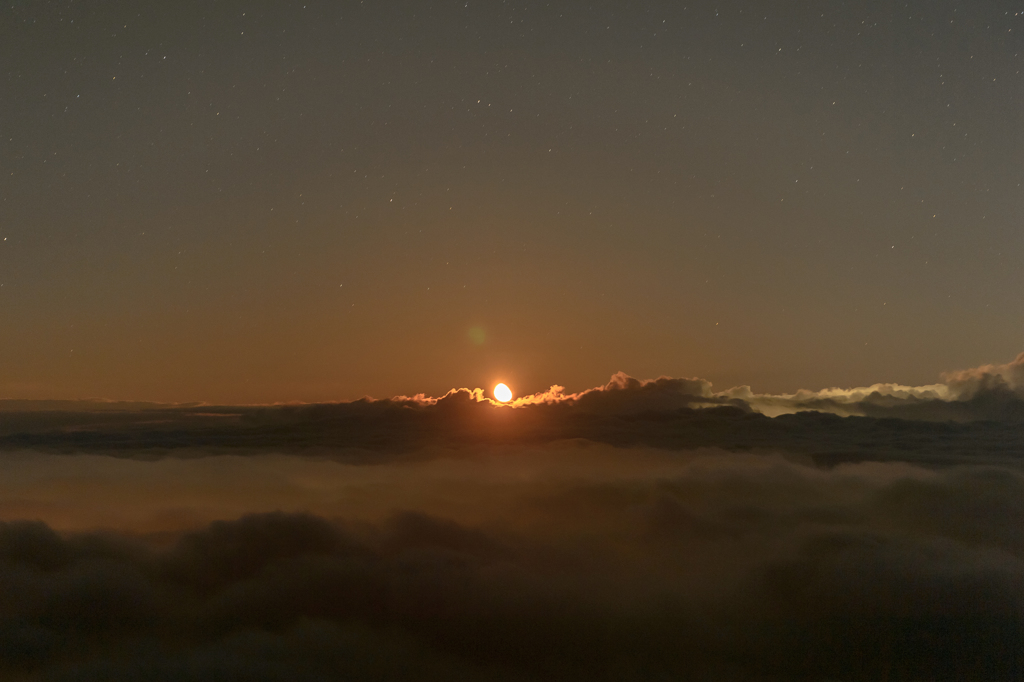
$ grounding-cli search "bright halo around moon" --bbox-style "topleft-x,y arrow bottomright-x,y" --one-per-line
493,383 -> 513,403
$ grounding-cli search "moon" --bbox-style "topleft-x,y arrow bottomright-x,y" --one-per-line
493,383 -> 512,403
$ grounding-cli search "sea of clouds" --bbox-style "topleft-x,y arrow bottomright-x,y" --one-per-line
1,354 -> 1023,680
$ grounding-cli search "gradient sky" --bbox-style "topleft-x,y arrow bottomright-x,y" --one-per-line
2,0 -> 1022,403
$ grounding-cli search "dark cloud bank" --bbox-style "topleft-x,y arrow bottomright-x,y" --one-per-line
2,461 -> 1024,681
2,355 -> 1024,680
2,353 -> 1023,464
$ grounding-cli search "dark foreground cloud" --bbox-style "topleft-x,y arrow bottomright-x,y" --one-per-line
1,451 -> 1023,681
2,353 -> 1023,463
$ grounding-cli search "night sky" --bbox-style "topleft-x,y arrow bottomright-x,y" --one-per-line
3,0 -> 1022,403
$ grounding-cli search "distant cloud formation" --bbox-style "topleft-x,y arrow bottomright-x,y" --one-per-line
490,351 -> 1024,422
737,351 -> 1024,421
2,353 -> 1022,462
390,353 -> 1024,425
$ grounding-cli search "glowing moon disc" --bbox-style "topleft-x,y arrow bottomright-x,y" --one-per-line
493,383 -> 513,403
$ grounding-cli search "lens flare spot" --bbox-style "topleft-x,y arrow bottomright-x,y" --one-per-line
493,383 -> 512,403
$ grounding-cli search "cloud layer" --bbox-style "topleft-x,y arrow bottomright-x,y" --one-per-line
0,448 -> 1022,680
2,353 -> 1023,464
2,354 -> 1023,679
491,352 -> 1024,422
